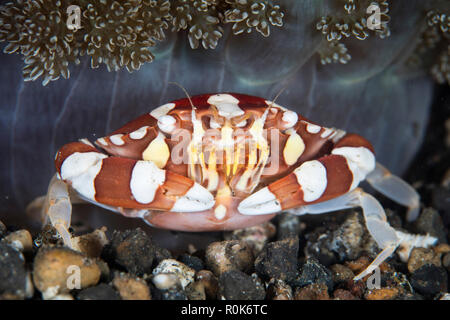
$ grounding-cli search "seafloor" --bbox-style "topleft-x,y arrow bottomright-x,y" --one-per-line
0,87 -> 448,300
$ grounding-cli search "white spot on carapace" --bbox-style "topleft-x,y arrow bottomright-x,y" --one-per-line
283,129 -> 305,165
157,115 -> 176,133
110,134 -> 125,146
294,160 -> 327,202
142,132 -> 170,168
171,183 -> 215,212
207,94 -> 244,119
282,110 -> 298,128
303,121 -> 321,134
321,128 -> 334,138
129,126 -> 149,140
97,137 -> 108,146
150,103 -> 176,119
332,147 -> 375,190
238,187 -> 282,215
130,161 -> 166,204
265,100 -> 287,111
60,152 -> 108,200
214,204 -> 227,220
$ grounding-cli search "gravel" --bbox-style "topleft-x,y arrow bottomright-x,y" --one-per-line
254,237 -> 299,283
77,283 -> 121,300
205,240 -> 254,276
414,208 -> 447,244
410,265 -> 448,297
293,258 -> 333,290
218,270 -> 265,300
0,242 -> 30,299
177,254 -> 204,272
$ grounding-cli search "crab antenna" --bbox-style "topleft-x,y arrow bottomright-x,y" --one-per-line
168,81 -> 195,110
269,85 -> 288,109
260,85 -> 288,124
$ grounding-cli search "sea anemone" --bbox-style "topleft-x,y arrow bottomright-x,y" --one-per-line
0,0 -> 172,84
407,9 -> 449,86
0,0 -> 79,85
317,40 -> 351,65
224,0 -> 284,37
169,0 -> 223,49
316,0 -> 390,65
80,0 -> 171,72
0,0 -> 285,85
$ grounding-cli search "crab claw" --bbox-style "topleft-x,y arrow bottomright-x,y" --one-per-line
171,182 -> 215,212
55,141 -> 215,213
238,187 -> 282,215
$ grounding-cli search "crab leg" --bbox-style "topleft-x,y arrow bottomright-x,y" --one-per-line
238,133 -> 376,215
42,174 -> 74,248
352,189 -> 400,280
286,188 -> 437,281
286,189 -> 359,216
55,141 -> 214,212
366,162 -> 420,222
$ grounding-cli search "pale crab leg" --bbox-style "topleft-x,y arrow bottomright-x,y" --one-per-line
43,174 -> 74,248
366,162 -> 420,222
353,189 -> 401,280
286,188 -> 437,281
286,189 -> 360,216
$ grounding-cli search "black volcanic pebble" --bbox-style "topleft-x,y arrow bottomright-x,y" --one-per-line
77,283 -> 121,300
177,254 -> 204,272
293,258 -> 333,291
0,242 -> 28,299
219,270 -> 265,300
255,237 -> 299,282
410,264 -> 448,297
102,228 -> 155,276
414,208 -> 447,244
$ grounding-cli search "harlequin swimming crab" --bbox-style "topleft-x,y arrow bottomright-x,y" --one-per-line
42,93 -> 436,280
